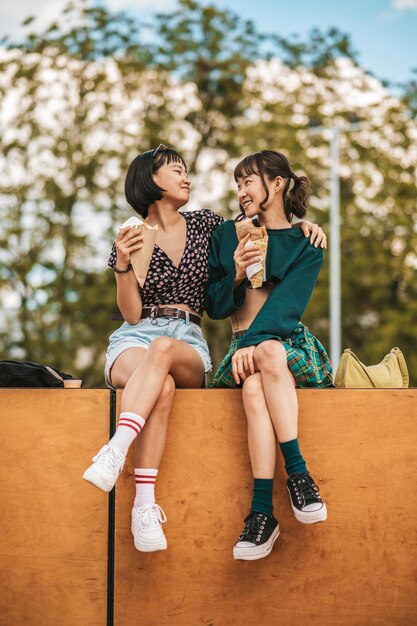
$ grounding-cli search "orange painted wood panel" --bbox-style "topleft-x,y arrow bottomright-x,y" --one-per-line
0,389 -> 110,626
114,389 -> 417,626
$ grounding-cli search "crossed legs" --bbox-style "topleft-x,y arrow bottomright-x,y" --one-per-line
83,337 -> 205,551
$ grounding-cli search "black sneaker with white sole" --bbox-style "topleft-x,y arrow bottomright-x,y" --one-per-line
287,472 -> 327,524
233,511 -> 280,561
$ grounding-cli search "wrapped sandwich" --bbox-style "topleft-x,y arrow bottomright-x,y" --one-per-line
119,216 -> 158,287
235,218 -> 268,288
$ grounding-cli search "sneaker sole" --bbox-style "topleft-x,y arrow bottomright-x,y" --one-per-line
287,488 -> 328,524
133,537 -> 168,552
233,525 -> 280,561
82,467 -> 114,493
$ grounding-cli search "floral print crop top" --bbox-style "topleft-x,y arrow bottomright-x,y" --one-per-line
108,209 -> 224,315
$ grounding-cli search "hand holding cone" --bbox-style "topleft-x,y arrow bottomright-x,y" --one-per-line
235,218 -> 268,288
119,217 -> 158,287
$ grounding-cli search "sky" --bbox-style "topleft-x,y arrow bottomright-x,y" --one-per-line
1,0 -> 416,87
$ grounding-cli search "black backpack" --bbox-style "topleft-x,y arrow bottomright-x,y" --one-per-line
0,360 -> 74,388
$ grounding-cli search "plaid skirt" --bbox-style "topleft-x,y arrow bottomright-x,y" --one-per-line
210,323 -> 334,389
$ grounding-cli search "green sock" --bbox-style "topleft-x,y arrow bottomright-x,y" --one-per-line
251,478 -> 274,516
279,439 -> 307,476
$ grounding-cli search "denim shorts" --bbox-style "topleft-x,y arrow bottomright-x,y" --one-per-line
104,316 -> 212,388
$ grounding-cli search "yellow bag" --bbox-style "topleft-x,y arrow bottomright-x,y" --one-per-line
334,347 -> 409,388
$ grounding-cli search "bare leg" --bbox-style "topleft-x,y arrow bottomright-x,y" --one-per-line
110,341 -> 202,553
83,343 -> 187,499
234,373 -> 281,562
111,336 -> 204,419
243,345 -> 327,527
242,373 -> 276,478
134,375 -> 175,468
109,348 -> 176,468
253,341 -> 298,443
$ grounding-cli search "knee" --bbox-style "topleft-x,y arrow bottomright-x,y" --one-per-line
148,336 -> 175,363
242,373 -> 263,406
255,340 -> 287,377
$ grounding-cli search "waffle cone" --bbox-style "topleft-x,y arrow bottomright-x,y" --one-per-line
235,218 -> 268,288
130,221 -> 158,287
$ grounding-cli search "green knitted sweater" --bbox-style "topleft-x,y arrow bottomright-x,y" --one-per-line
204,219 -> 323,349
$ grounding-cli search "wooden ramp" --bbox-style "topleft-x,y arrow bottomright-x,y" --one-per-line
1,389 -> 417,626
0,389 -> 110,626
115,389 -> 417,626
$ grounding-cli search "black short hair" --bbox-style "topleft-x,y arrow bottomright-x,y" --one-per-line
124,148 -> 187,218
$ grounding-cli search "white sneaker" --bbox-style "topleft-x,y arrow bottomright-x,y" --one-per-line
131,503 -> 168,552
82,444 -> 126,492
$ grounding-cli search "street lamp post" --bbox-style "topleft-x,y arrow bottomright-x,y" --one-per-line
329,127 -> 341,371
308,122 -> 359,371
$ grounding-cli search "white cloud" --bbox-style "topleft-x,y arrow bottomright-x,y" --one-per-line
0,0 -> 174,40
0,0 -> 69,38
392,0 -> 417,10
106,0 -> 175,10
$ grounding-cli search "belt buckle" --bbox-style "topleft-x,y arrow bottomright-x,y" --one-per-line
174,308 -> 188,324
150,305 -> 159,321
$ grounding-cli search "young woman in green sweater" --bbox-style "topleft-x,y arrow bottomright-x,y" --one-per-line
205,150 -> 333,561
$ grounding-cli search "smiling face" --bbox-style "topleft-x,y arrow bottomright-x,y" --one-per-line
153,160 -> 191,209
236,171 -> 278,218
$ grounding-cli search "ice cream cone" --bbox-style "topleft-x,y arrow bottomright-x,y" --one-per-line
130,222 -> 158,287
235,218 -> 268,288
119,216 -> 158,287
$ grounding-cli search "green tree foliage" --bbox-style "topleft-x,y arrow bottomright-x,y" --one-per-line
274,26 -> 358,73
150,0 -> 268,169
239,57 -> 417,379
401,68 -> 417,118
0,6 -> 176,384
1,0 -> 416,385
6,1 -> 150,63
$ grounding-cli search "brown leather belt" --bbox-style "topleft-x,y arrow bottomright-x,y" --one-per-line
141,306 -> 202,327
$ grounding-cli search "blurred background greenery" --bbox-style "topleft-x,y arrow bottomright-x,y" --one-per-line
0,0 -> 416,386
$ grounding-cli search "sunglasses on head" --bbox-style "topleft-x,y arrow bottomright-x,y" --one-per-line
152,143 -> 169,156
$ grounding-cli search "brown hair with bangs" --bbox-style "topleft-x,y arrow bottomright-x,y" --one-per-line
234,150 -> 310,222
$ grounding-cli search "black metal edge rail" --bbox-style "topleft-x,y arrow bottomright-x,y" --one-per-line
107,390 -> 117,626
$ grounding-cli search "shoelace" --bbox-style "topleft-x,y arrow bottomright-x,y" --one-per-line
93,446 -> 123,471
134,503 -> 167,528
239,513 -> 265,542
291,473 -> 322,506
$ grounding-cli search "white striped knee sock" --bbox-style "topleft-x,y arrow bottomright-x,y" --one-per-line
109,411 -> 145,455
